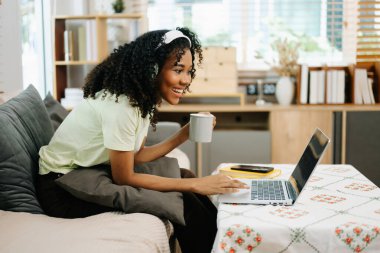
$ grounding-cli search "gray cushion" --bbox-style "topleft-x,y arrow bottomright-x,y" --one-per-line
55,157 -> 185,225
43,92 -> 69,131
0,85 -> 54,213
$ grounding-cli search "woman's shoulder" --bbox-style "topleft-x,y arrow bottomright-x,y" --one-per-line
89,89 -> 129,106
88,90 -> 139,116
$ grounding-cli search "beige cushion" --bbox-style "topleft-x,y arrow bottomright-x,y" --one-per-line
0,210 -> 172,253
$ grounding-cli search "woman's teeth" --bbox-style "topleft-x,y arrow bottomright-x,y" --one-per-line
172,88 -> 183,94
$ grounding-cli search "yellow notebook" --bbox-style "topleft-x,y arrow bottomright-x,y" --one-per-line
219,166 -> 282,179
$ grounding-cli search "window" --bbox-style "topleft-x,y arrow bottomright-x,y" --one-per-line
20,0 -> 53,96
357,0 -> 380,62
148,0 -> 355,69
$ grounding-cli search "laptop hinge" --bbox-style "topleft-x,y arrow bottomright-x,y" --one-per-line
286,181 -> 297,201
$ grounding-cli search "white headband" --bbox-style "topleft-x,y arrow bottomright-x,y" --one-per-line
156,30 -> 191,49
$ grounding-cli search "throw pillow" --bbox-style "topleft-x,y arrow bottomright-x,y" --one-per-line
0,85 -> 54,213
43,92 -> 69,131
55,157 -> 185,225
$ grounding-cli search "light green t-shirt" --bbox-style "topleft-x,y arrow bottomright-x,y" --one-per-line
39,90 -> 150,175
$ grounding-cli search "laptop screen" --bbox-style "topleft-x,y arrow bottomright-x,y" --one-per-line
290,129 -> 330,193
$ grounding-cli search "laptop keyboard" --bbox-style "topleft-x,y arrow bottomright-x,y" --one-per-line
251,180 -> 286,201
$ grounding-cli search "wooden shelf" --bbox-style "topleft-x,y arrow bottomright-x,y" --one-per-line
54,13 -> 143,20
53,14 -> 144,101
180,93 -> 245,105
158,104 -> 380,113
55,61 -> 98,66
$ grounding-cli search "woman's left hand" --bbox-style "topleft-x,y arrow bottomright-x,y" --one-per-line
197,111 -> 216,128
179,112 -> 216,143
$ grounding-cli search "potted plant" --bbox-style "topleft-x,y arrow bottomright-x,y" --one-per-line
112,0 -> 125,13
271,38 -> 300,105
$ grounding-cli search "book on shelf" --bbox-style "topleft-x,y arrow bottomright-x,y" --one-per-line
368,78 -> 376,104
85,20 -> 97,61
361,72 -> 372,105
326,70 -> 333,104
219,166 -> 282,179
300,64 -> 309,104
354,68 -> 375,105
326,70 -> 345,104
317,70 -> 325,104
337,70 -> 345,104
63,30 -> 74,61
77,26 -> 87,61
309,70 -> 323,104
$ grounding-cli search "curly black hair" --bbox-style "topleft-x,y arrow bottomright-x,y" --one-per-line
83,27 -> 203,129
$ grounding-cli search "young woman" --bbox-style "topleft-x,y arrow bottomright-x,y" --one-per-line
37,27 -> 247,253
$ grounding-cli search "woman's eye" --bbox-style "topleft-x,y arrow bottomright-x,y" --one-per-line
174,69 -> 182,74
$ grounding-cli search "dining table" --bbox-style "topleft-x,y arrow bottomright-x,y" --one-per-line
212,164 -> 380,253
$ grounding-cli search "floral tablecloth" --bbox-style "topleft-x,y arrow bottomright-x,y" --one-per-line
212,164 -> 380,253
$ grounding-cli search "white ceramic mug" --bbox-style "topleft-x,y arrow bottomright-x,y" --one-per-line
189,113 -> 214,143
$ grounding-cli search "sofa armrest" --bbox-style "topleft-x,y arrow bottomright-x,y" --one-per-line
147,122 -> 190,169
166,148 -> 190,169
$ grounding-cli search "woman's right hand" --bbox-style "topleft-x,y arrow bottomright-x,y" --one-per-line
191,174 -> 249,195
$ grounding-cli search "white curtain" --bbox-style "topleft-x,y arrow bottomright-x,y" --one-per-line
0,0 -> 23,93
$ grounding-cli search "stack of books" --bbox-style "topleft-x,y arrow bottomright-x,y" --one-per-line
63,20 -> 97,62
299,65 -> 347,104
60,88 -> 84,109
354,68 -> 376,104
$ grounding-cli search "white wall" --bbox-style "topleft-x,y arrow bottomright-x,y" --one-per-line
54,0 -> 88,15
0,0 -> 23,93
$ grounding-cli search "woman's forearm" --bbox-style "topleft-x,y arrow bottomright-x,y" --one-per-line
115,170 -> 249,195
115,171 -> 196,192
109,149 -> 248,194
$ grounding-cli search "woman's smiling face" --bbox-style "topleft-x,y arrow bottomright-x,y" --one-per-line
158,49 -> 193,105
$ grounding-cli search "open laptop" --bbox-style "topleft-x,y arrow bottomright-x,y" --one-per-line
218,128 -> 330,205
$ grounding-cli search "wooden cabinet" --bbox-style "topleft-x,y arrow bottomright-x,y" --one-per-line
270,110 -> 333,164
53,14 -> 144,101
158,104 -> 380,179
341,111 -> 380,185
156,103 -> 380,188
203,129 -> 271,176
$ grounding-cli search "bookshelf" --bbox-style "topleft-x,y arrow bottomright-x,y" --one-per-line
53,13 -> 144,101
296,62 -> 380,105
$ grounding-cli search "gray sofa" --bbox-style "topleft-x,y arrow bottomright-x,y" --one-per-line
0,85 -> 186,253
